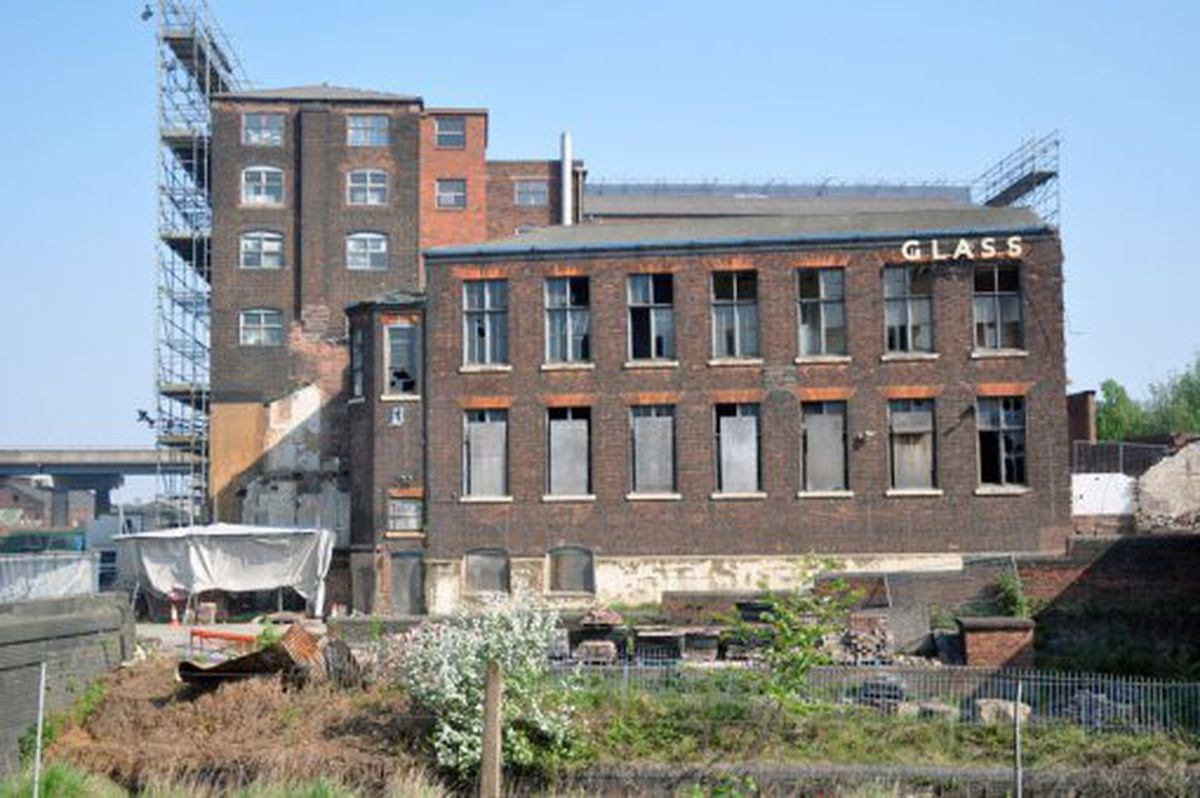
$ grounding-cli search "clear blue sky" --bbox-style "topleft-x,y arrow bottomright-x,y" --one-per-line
0,1 -> 1197,500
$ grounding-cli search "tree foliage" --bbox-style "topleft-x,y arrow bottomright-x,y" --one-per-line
1096,354 -> 1200,440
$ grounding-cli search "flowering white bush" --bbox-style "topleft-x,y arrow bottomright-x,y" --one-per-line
384,599 -> 578,777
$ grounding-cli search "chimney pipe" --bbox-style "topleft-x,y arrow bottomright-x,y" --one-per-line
560,131 -> 573,226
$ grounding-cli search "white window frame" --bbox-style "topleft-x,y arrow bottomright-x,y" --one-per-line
241,112 -> 284,146
627,273 -> 675,361
239,230 -> 284,269
346,232 -> 389,271
544,277 -> 590,363
798,268 -> 847,356
347,114 -> 389,146
436,178 -> 467,209
238,308 -> 284,346
346,169 -> 389,206
514,179 -> 549,207
435,116 -> 467,148
384,323 -> 419,396
386,497 -> 422,531
973,264 -> 1024,351
241,166 -> 284,206
463,279 -> 508,365
711,271 -> 760,359
884,265 -> 934,353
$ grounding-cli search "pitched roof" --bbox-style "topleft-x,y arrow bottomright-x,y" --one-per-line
217,84 -> 421,104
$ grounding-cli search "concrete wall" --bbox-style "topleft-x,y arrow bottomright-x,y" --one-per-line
0,595 -> 133,773
1071,473 -> 1135,516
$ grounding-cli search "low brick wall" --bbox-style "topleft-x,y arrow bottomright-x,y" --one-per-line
957,617 -> 1034,668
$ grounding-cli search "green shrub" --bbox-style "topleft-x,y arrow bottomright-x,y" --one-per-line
995,569 -> 1029,619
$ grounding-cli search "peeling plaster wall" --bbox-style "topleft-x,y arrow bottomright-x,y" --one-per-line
263,384 -> 323,473
1138,441 -> 1200,531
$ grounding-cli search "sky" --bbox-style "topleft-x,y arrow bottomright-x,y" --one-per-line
0,1 -> 1197,501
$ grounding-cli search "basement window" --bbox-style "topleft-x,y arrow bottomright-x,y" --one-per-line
715,403 -> 761,493
514,179 -> 549,207
242,112 -> 284,146
385,323 -> 418,395
346,232 -> 389,270
628,274 -> 675,360
463,409 -> 508,497
239,308 -> 284,347
549,546 -> 595,593
347,169 -> 389,205
798,268 -> 847,356
801,401 -> 848,492
547,407 -> 591,497
711,271 -> 759,359
436,178 -> 467,209
884,265 -> 933,353
347,114 -> 389,146
464,548 -> 510,594
978,396 -> 1027,486
545,277 -> 590,363
889,399 -> 936,490
386,497 -> 422,531
631,405 -> 676,494
974,264 -> 1023,350
242,166 -> 284,206
463,279 -> 508,365
435,116 -> 467,148
239,231 -> 283,269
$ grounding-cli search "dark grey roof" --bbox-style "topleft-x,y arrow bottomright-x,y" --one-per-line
217,84 -> 421,103
426,206 -> 1047,259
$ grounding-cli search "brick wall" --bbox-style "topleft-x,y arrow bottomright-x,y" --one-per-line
957,617 -> 1035,667
1018,535 -> 1200,606
486,160 -> 564,238
418,112 -> 488,250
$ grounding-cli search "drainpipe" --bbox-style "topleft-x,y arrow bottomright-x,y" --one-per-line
560,131 -> 573,226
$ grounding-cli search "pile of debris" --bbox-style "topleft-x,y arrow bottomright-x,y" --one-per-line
177,623 -> 364,690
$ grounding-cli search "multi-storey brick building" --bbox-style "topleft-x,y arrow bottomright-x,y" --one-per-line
347,207 -> 1070,614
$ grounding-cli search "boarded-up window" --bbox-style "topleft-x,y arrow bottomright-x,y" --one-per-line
716,404 -> 761,492
386,323 -> 418,395
465,549 -> 509,593
889,399 -> 935,489
388,552 -> 424,615
547,407 -> 590,496
978,396 -> 1027,486
464,410 -> 507,496
631,405 -> 675,493
801,401 -> 847,491
549,546 -> 595,593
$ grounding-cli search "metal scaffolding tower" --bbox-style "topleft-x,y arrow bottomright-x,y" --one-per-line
973,132 -> 1060,227
154,0 -> 245,525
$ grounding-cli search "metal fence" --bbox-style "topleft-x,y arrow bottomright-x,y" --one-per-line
1072,441 -> 1168,477
553,661 -> 1200,735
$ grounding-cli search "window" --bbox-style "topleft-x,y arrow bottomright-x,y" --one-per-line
463,280 -> 508,365
549,546 -> 595,593
631,405 -> 676,494
798,268 -> 847,356
239,231 -> 283,269
545,277 -> 590,363
715,404 -> 761,493
242,112 -> 284,146
346,232 -> 388,270
239,308 -> 284,346
628,274 -> 675,360
888,399 -> 936,490
547,407 -> 591,496
385,323 -> 418,395
514,179 -> 549,207
712,271 -> 759,358
242,166 -> 284,206
464,409 -> 508,497
436,178 -> 467,209
884,265 -> 933,353
350,327 -> 364,398
465,548 -> 510,593
386,497 -> 422,531
974,264 -> 1023,350
978,396 -> 1027,486
347,169 -> 388,205
347,114 -> 389,146
435,115 -> 466,148
800,401 -> 848,492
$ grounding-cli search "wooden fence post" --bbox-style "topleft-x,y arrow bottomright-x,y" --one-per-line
480,659 -> 503,798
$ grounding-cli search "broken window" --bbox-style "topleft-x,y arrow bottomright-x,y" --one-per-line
628,274 -> 675,360
385,323 -> 418,395
239,308 -> 284,346
350,326 -> 364,398
514,179 -> 549,207
386,497 -> 422,531
465,548 -> 510,593
715,403 -> 761,493
545,277 -> 590,363
347,113 -> 389,146
801,401 -> 848,492
239,231 -> 283,269
549,546 -> 595,593
547,407 -> 591,496
463,279 -> 508,365
884,265 -> 933,353
436,178 -> 467,209
242,166 -> 283,206
712,271 -> 759,358
978,396 -> 1027,486
346,232 -> 389,270
242,112 -> 284,146
798,268 -> 847,356
463,409 -> 508,497
974,264 -> 1023,350
888,399 -> 936,489
631,405 -> 676,494
347,169 -> 388,205
435,115 -> 466,148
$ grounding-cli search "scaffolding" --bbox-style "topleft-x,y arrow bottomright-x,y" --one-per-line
154,0 -> 245,525
972,131 -> 1060,227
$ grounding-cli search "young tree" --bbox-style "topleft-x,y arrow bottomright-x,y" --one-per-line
1145,354 -> 1200,436
1096,379 -> 1146,441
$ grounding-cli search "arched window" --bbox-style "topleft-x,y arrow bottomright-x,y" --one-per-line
239,308 -> 284,346
464,548 -> 510,594
241,166 -> 284,206
347,169 -> 389,205
239,231 -> 284,269
549,546 -> 595,593
346,232 -> 389,270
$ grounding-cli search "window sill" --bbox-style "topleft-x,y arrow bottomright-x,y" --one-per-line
880,352 -> 940,363
238,203 -> 285,209
974,485 -> 1031,496
971,349 -> 1029,360
794,355 -> 851,365
459,364 -> 512,374
540,362 -> 595,372
435,205 -> 467,212
797,490 -> 854,500
625,492 -> 682,502
545,590 -> 596,598
885,488 -> 944,498
623,360 -> 679,370
707,358 -> 764,368
383,530 -> 426,540
541,494 -> 596,503
380,394 -> 421,403
710,491 -> 767,501
459,495 -> 514,504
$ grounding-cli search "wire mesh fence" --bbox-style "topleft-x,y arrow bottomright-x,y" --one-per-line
1072,440 -> 1169,476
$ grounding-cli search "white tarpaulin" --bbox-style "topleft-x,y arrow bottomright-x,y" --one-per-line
0,553 -> 98,602
122,523 -> 335,615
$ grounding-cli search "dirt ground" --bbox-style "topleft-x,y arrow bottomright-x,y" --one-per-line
49,655 -> 432,795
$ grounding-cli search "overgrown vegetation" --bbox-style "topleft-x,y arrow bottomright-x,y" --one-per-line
19,679 -> 107,764
995,569 -> 1030,619
1096,354 -> 1200,440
